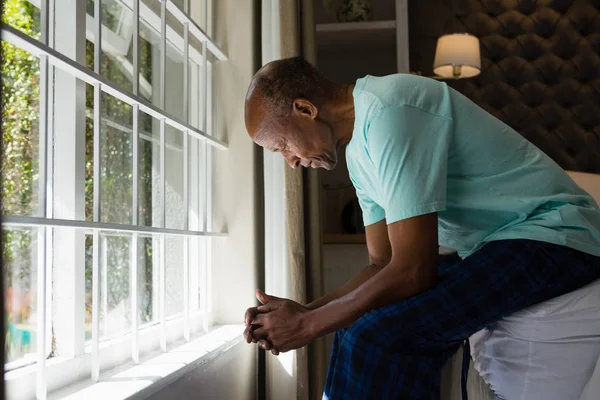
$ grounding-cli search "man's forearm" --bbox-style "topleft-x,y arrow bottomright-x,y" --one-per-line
306,261 -> 437,338
305,263 -> 384,311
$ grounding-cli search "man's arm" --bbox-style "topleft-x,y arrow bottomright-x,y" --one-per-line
305,220 -> 392,310
306,213 -> 439,337
250,213 -> 439,352
245,220 -> 391,349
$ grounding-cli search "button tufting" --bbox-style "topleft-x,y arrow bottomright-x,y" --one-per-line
409,0 -> 600,173
551,0 -> 576,14
516,0 -> 536,16
481,0 -> 507,17
498,11 -> 526,38
516,33 -> 547,61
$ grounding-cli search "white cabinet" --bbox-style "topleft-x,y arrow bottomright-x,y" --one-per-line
321,244 -> 370,355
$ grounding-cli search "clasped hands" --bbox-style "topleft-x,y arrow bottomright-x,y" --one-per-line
243,289 -> 314,355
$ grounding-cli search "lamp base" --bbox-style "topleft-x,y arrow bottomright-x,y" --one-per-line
452,65 -> 462,79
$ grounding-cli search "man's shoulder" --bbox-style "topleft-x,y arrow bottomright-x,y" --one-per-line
355,74 -> 453,121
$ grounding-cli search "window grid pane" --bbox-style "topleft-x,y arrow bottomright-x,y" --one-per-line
1,42 -> 40,218
100,93 -> 133,225
2,0 -> 41,40
100,233 -> 132,339
165,126 -> 185,230
2,0 -> 225,388
165,235 -> 183,318
3,227 -> 38,365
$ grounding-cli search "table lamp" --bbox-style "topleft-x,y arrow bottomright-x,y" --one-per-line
433,33 -> 481,79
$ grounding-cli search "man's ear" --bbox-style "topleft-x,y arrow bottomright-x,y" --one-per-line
292,98 -> 318,120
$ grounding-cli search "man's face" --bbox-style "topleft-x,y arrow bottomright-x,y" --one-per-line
254,114 -> 338,170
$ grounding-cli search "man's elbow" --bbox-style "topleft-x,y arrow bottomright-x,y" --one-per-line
370,257 -> 390,268
369,251 -> 392,268
403,262 -> 438,296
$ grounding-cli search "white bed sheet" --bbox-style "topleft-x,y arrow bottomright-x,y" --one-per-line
469,171 -> 600,400
470,277 -> 600,400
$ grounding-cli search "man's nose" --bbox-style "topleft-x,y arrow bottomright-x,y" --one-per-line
285,155 -> 300,169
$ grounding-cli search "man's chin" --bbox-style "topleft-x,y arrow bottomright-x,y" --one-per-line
309,156 -> 337,170
321,161 -> 336,170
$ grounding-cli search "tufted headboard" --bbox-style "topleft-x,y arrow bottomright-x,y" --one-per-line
408,0 -> 600,173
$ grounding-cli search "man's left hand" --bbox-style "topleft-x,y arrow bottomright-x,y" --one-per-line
248,289 -> 314,354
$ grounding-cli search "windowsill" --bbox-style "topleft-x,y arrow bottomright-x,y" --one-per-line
45,325 -> 243,400
7,325 -> 243,400
7,312 -> 215,398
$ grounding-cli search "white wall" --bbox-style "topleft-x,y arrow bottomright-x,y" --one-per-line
147,0 -> 259,398
147,341 -> 255,400
567,171 -> 600,204
209,0 -> 259,327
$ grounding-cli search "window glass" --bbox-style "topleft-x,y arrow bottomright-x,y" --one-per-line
100,233 -> 131,339
3,227 -> 39,366
1,42 -> 39,218
2,0 -> 40,40
100,93 -> 133,225
189,34 -> 204,129
86,0 -> 135,93
165,9 -> 185,120
140,0 -> 162,107
165,235 -> 183,318
1,2 -> 42,369
137,235 -> 156,325
172,0 -> 186,11
165,126 -> 185,230
2,0 -> 223,382
84,234 -> 92,341
138,111 -> 162,228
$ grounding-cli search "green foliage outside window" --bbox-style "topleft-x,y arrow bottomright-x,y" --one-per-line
2,0 -> 41,363
2,0 -> 157,360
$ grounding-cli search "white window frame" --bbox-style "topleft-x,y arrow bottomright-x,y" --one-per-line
1,0 -> 227,398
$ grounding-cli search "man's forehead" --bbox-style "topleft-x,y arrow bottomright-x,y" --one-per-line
254,127 -> 285,151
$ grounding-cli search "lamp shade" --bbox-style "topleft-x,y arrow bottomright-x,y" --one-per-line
433,33 -> 481,79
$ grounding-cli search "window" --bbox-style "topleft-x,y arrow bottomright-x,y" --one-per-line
1,0 -> 227,397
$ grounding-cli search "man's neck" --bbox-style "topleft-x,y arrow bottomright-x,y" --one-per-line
322,83 -> 355,148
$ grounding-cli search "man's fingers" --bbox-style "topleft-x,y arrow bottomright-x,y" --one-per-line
256,289 -> 270,304
257,340 -> 272,351
243,325 -> 254,344
271,348 -> 280,356
244,307 -> 258,326
256,303 -> 278,313
252,327 -> 269,341
253,313 -> 269,326
256,289 -> 283,305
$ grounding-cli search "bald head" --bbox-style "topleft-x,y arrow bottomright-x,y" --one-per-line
244,57 -> 353,170
245,56 -> 337,139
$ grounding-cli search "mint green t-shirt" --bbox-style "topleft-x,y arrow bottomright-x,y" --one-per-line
347,74 -> 600,259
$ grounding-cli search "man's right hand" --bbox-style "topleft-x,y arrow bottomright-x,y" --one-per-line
243,290 -> 282,355
244,304 -> 262,343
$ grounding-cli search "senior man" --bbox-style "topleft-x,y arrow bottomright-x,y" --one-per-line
243,57 -> 600,399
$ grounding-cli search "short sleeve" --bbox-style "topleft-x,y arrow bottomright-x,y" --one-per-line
367,105 -> 451,224
349,173 -> 385,226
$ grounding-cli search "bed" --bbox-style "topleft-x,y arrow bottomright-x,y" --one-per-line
440,171 -> 600,400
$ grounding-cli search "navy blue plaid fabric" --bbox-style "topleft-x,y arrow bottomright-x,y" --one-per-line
323,239 -> 600,400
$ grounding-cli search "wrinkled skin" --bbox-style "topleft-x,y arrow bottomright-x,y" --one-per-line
246,95 -> 340,170
244,290 -> 312,355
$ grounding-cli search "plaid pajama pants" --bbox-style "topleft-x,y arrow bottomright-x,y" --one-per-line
323,239 -> 600,400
